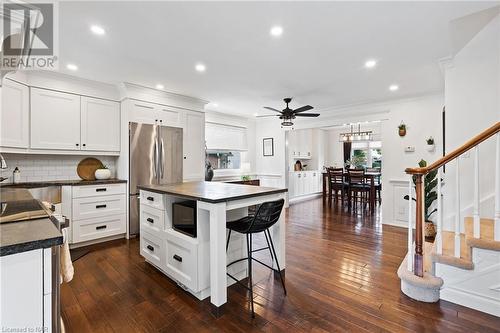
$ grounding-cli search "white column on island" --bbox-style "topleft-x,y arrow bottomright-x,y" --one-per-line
271,205 -> 286,270
203,201 -> 228,308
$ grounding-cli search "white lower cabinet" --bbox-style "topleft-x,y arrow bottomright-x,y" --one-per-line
0,248 -> 52,331
68,183 -> 127,245
289,171 -> 322,199
139,190 -> 208,296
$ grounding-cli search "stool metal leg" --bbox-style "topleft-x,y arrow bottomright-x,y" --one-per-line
246,233 -> 255,317
226,229 -> 232,252
266,229 -> 287,295
263,230 -> 274,267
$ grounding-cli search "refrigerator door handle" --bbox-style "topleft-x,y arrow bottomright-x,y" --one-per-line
160,137 -> 165,178
153,140 -> 158,179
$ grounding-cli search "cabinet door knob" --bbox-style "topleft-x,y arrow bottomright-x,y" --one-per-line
147,245 -> 154,252
173,254 -> 182,262
146,218 -> 154,224
82,143 -> 86,147
96,225 -> 107,230
147,196 -> 154,201
76,143 -> 79,147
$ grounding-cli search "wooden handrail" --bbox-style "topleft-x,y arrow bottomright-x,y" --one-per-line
406,122 -> 500,175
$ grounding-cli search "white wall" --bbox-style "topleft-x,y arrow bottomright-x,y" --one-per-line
255,117 -> 287,187
443,13 -> 500,228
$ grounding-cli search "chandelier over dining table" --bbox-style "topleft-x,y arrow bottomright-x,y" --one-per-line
339,124 -> 373,142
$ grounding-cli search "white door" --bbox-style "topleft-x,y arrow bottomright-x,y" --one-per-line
81,97 -> 120,151
1,79 -> 29,148
183,111 -> 205,181
30,88 -> 81,150
157,106 -> 183,127
129,100 -> 158,125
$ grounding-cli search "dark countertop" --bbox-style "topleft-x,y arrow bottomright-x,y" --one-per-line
0,178 -> 127,188
0,215 -> 63,256
138,181 -> 287,203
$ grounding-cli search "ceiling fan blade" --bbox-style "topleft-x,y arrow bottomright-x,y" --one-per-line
293,105 -> 314,113
263,106 -> 282,113
256,114 -> 279,118
295,113 -> 320,117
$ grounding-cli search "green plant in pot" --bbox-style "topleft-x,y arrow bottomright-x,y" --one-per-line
398,122 -> 407,137
404,159 -> 438,239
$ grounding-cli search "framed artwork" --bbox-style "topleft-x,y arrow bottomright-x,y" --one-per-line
263,138 -> 274,156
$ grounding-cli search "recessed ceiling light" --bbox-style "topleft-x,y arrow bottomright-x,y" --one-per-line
156,84 -> 164,90
389,84 -> 399,91
211,103 -> 218,107
90,25 -> 105,35
270,26 -> 283,37
195,63 -> 206,72
364,59 -> 377,69
66,63 -> 78,71
253,113 -> 259,117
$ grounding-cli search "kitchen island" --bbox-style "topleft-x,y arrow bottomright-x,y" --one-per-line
137,181 -> 287,315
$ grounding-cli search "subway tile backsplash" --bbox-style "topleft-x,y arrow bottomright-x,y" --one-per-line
0,154 -> 117,183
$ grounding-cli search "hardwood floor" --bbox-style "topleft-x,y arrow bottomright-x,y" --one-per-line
61,198 -> 500,332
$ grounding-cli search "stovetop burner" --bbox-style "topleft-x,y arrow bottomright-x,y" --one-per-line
0,199 -> 50,224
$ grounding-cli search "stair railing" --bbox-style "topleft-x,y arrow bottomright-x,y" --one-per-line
405,122 -> 500,277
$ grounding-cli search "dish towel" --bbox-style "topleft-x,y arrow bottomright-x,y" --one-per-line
60,228 -> 74,283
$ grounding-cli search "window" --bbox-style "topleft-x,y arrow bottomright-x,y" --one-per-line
350,141 -> 382,168
207,151 -> 241,170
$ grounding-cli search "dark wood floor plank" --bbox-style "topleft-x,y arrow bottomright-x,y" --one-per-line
61,198 -> 500,332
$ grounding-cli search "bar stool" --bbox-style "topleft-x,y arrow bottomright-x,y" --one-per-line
226,199 -> 286,317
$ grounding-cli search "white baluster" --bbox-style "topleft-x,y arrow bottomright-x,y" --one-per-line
455,158 -> 461,258
495,133 -> 500,241
407,176 -> 413,271
407,176 -> 413,272
436,168 -> 443,255
473,146 -> 480,238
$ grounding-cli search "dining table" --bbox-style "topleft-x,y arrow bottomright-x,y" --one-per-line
322,171 -> 381,213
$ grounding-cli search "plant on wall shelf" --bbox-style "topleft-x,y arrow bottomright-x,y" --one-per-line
403,159 -> 439,238
426,137 -> 435,145
398,122 -> 407,137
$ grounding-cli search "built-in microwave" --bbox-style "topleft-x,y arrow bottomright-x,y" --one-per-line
172,201 -> 197,238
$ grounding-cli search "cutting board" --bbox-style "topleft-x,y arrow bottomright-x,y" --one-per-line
77,157 -> 103,181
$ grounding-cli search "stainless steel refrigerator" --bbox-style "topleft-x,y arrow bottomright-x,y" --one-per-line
129,122 -> 183,236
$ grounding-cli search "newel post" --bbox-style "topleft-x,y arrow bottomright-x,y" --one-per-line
414,174 -> 424,277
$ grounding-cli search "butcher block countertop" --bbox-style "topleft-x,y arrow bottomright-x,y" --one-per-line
138,181 -> 287,203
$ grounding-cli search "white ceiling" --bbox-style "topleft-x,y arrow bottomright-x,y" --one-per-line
58,1 -> 498,117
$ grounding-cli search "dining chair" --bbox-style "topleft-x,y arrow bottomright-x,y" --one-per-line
365,167 -> 382,203
347,169 -> 370,210
327,167 -> 347,204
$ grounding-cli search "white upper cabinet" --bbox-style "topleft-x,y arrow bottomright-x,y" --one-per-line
1,80 -> 29,148
157,107 -> 183,128
81,97 -> 120,152
205,122 -> 247,151
129,100 -> 158,125
30,88 -> 81,150
183,111 -> 205,181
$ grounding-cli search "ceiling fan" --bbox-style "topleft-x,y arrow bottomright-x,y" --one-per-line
258,98 -> 319,127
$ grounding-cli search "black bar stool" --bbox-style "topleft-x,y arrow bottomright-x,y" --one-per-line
226,198 -> 286,317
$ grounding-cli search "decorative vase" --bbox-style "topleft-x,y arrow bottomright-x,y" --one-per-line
205,161 -> 214,181
399,128 -> 406,137
95,169 -> 111,180
424,220 -> 437,239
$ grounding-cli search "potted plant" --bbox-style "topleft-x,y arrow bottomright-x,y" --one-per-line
404,159 -> 439,239
426,137 -> 435,152
398,122 -> 407,137
95,164 -> 111,180
241,175 -> 251,181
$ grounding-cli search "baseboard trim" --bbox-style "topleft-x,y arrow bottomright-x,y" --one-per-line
289,193 -> 322,204
440,287 -> 500,317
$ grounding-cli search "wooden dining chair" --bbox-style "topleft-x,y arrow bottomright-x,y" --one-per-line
327,167 -> 346,204
365,167 -> 382,203
347,169 -> 370,210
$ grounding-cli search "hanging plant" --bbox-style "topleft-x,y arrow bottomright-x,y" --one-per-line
398,122 -> 407,137
426,137 -> 435,152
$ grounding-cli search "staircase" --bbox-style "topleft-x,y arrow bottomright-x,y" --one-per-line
398,122 -> 500,317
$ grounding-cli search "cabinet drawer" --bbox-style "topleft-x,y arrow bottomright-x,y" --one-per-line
72,183 -> 126,198
72,194 -> 126,220
140,190 -> 165,211
165,230 -> 197,291
73,214 -> 126,243
140,204 -> 166,236
140,231 -> 165,269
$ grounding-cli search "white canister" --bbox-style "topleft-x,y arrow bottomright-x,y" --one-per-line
13,167 -> 21,183
95,168 -> 111,180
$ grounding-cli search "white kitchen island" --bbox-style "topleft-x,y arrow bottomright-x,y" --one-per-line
137,181 -> 287,316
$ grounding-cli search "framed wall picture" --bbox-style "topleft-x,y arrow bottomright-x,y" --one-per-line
263,138 -> 274,156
